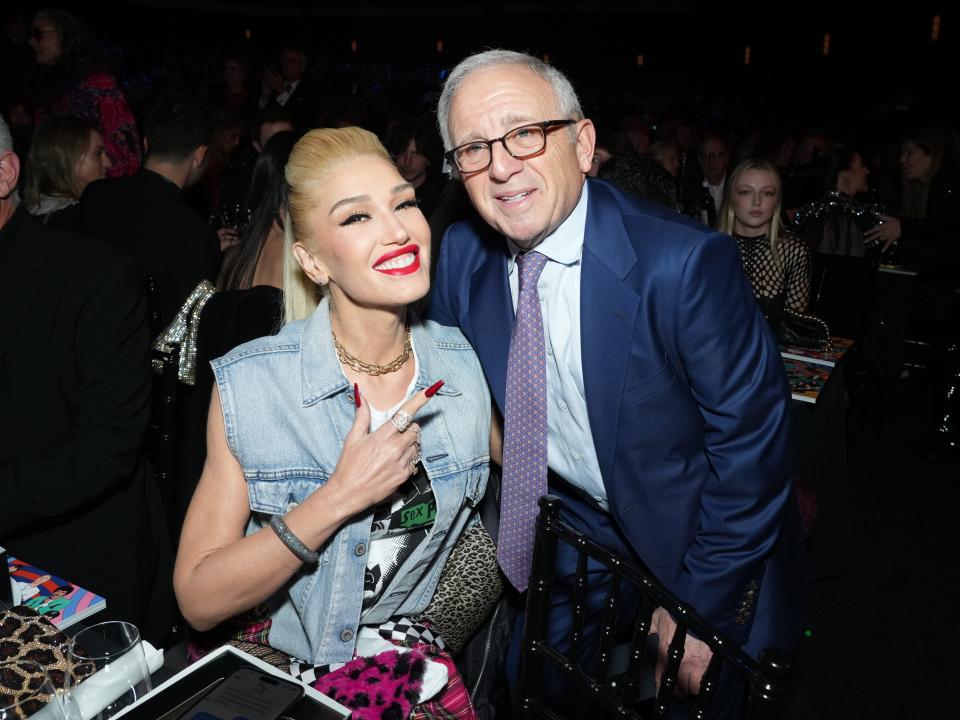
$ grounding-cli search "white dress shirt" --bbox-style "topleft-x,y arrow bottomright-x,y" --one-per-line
259,79 -> 299,108
506,183 -> 607,509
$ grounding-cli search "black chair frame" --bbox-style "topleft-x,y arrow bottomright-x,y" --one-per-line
516,495 -> 793,719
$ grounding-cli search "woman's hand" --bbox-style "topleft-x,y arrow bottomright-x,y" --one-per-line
864,215 -> 902,252
322,382 -> 442,518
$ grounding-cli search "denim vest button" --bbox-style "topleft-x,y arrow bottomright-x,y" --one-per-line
287,501 -> 298,511
340,628 -> 354,642
354,543 -> 366,557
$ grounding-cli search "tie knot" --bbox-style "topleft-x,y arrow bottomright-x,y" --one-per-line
516,251 -> 548,293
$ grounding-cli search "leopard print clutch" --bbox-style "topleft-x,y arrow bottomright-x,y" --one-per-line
0,605 -> 93,718
416,522 -> 504,654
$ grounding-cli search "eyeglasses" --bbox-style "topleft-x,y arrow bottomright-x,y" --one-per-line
445,119 -> 576,174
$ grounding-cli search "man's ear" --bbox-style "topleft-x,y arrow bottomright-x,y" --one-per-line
142,136 -> 149,156
193,144 -> 209,169
0,151 -> 21,199
574,119 -> 596,175
291,241 -> 330,286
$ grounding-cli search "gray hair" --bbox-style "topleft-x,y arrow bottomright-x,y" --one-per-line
0,116 -> 15,154
0,116 -> 20,204
437,49 -> 584,152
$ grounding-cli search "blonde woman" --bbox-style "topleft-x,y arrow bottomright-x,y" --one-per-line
175,127 -> 490,717
719,158 -> 811,315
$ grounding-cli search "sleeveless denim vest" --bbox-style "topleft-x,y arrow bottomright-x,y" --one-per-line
211,298 -> 491,665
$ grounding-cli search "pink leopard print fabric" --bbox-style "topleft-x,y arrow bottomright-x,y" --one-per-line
311,649 -> 426,720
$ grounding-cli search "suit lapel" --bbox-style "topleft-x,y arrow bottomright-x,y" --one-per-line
580,182 -> 640,486
468,248 -> 513,411
0,210 -> 48,360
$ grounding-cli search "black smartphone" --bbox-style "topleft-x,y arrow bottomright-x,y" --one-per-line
179,668 -> 304,720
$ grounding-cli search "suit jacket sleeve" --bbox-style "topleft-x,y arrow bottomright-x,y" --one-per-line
425,225 -> 459,327
672,231 -> 793,637
0,252 -> 150,531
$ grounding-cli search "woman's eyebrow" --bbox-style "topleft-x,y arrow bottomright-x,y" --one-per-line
329,194 -> 371,215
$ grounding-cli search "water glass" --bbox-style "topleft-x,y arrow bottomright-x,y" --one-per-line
66,622 -> 151,720
0,661 -> 69,720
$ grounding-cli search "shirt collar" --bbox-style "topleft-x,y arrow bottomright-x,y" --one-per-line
507,181 -> 589,269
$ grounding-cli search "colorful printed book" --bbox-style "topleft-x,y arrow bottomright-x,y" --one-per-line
6,556 -> 106,629
780,337 -> 855,367
783,358 -> 833,404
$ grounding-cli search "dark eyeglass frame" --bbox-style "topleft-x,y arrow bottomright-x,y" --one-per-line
445,119 -> 577,173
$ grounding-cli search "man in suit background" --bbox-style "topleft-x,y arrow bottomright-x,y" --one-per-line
81,96 -> 220,328
258,44 -> 317,130
428,50 -> 804,711
0,116 -> 171,642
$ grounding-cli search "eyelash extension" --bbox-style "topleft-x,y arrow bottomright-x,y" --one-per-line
396,198 -> 420,211
339,213 -> 369,226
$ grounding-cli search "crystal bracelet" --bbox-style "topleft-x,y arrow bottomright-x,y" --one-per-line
269,515 -> 319,564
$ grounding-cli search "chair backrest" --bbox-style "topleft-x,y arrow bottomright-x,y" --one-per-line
145,274 -> 164,340
147,342 -> 180,522
516,495 -> 793,720
809,253 -> 877,340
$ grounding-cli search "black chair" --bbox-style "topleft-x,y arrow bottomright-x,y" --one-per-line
144,274 -> 181,532
516,496 -> 793,719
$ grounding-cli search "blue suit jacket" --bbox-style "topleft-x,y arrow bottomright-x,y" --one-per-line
428,179 -> 804,654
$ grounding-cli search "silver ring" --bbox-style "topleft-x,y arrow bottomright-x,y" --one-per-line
391,409 -> 413,433
410,451 -> 422,468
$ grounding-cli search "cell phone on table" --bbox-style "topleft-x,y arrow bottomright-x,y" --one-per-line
178,668 -> 304,720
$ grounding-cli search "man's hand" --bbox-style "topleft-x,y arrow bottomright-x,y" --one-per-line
651,607 -> 714,696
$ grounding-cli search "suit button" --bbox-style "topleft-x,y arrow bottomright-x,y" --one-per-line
354,543 -> 366,557
340,629 -> 354,642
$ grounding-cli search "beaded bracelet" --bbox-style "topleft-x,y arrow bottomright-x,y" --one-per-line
269,515 -> 319,564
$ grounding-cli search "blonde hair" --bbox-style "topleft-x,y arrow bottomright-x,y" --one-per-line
718,158 -> 784,268
282,127 -> 391,324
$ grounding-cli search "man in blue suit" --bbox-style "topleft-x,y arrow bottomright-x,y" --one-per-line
428,50 -> 804,707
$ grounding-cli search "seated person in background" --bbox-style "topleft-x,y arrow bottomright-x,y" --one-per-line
0,116 -> 171,642
597,151 -> 680,210
80,95 -> 220,329
793,148 -> 891,258
253,105 -> 295,153
720,158 -> 812,316
385,118 -> 447,220
23,114 -> 111,229
174,128 -> 493,717
177,131 -> 298,535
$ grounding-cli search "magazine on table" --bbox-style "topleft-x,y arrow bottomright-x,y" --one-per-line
6,555 -> 106,629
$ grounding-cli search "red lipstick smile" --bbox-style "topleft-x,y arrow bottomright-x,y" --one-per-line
373,245 -> 420,275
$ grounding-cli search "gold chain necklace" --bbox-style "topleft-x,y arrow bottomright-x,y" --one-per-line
332,327 -> 412,376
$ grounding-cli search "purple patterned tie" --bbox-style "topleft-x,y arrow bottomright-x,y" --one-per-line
497,250 -> 549,591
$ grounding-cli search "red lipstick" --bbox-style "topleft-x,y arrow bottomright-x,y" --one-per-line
373,245 -> 420,276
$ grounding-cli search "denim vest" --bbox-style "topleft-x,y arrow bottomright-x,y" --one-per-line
211,297 -> 491,665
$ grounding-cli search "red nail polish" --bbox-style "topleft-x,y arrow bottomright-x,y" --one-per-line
425,380 -> 444,398
354,383 -> 361,408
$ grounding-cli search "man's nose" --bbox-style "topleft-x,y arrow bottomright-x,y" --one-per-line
488,141 -> 523,181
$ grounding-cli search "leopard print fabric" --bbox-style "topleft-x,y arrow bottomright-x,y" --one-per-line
416,523 -> 504,654
0,606 -> 92,718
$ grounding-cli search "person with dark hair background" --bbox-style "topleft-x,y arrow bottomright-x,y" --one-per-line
24,8 -> 140,177
80,95 -> 220,327
385,118 -> 447,219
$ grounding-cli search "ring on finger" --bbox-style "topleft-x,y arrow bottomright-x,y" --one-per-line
391,409 -> 413,433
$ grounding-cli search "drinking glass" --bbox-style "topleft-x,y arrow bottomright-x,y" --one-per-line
0,661 -> 69,720
66,622 -> 151,720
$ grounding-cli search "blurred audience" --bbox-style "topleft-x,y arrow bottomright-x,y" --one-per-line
24,9 -> 140,176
